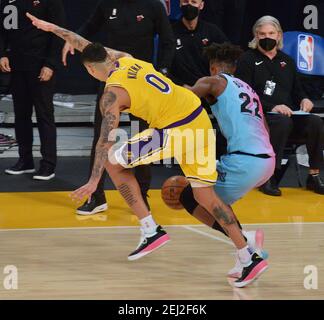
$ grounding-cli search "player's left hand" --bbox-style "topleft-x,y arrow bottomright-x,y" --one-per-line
26,12 -> 56,32
70,181 -> 98,203
39,67 -> 54,82
300,98 -> 313,112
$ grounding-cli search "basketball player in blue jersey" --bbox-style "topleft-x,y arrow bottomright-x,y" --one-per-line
180,43 -> 275,284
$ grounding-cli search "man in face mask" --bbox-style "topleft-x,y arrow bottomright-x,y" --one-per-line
169,0 -> 228,87
235,16 -> 324,196
181,0 -> 202,21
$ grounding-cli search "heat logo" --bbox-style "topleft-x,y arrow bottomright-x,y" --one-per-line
298,34 -> 314,72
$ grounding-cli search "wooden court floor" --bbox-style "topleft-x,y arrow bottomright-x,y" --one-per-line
0,189 -> 324,299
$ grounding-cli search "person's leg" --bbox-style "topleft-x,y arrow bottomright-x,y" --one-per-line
175,108 -> 268,286
190,185 -> 268,287
130,114 -> 152,209
107,127 -> 172,260
192,186 -> 247,248
179,184 -> 242,235
90,84 -> 107,202
291,114 -> 324,194
76,85 -> 108,215
260,113 -> 293,195
29,69 -> 57,176
106,161 -> 151,219
11,71 -> 34,166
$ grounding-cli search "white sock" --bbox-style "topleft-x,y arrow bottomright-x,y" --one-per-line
238,246 -> 253,267
140,214 -> 158,235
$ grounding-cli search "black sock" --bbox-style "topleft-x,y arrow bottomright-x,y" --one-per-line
211,220 -> 247,241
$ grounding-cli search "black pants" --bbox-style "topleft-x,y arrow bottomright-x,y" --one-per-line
90,84 -> 151,202
266,113 -> 324,170
11,70 -> 57,169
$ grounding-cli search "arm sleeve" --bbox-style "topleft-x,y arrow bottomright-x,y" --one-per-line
77,0 -> 106,39
44,0 -> 66,70
153,1 -> 175,70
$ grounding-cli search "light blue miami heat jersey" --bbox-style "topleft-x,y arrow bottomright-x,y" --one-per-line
210,73 -> 275,156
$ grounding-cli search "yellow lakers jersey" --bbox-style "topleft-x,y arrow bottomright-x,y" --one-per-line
105,57 -> 201,129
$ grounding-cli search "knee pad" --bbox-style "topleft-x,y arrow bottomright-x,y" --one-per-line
179,185 -> 199,215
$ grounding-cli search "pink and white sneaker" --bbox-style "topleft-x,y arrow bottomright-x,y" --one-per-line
228,229 -> 268,279
245,229 -> 269,259
233,253 -> 269,288
128,225 -> 170,261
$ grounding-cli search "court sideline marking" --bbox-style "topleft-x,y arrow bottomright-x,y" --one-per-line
181,225 -> 234,246
0,221 -> 324,233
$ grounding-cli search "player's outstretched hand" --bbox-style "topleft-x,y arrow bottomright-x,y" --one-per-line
26,12 -> 56,32
70,181 -> 98,204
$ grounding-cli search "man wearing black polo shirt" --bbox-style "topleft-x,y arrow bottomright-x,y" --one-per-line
62,0 -> 175,215
169,0 -> 228,86
236,16 -> 324,196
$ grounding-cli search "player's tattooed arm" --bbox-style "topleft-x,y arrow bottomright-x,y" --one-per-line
53,26 -> 131,60
26,13 -> 90,52
89,90 -> 120,183
52,27 -> 91,53
51,26 -> 131,60
26,13 -> 132,59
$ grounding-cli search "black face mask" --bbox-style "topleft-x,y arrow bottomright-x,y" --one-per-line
181,4 -> 199,21
259,38 -> 277,51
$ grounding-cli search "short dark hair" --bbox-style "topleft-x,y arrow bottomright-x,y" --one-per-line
80,42 -> 108,64
203,42 -> 243,67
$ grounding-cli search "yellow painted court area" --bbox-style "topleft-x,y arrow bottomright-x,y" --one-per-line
1,188 -> 324,230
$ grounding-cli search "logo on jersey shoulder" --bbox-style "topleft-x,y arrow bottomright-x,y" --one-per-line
298,34 -> 314,72
127,64 -> 143,79
280,61 -> 287,68
202,38 -> 209,46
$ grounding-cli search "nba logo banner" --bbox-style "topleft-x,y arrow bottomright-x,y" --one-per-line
283,31 -> 324,76
297,34 -> 314,72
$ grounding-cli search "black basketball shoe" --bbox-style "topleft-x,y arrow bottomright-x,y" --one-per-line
233,253 -> 268,288
128,225 -> 170,261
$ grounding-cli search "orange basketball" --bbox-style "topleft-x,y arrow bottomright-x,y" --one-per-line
161,176 -> 189,210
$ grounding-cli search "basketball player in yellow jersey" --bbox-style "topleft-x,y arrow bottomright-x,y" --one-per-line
27,13 -> 267,287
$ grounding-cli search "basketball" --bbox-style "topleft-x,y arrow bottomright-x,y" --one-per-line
161,175 -> 189,210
